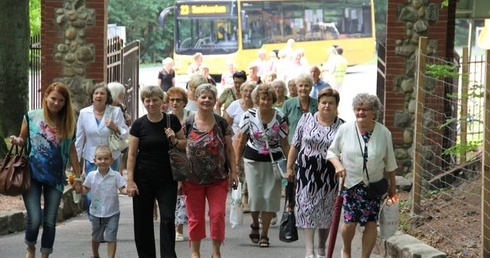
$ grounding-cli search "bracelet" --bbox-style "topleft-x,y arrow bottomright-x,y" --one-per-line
74,178 -> 83,182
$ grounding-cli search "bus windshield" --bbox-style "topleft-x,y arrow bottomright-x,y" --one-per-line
176,17 -> 239,55
174,2 -> 239,55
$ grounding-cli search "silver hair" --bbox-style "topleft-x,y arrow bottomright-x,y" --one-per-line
295,73 -> 314,87
352,93 -> 382,121
240,81 -> 257,92
107,82 -> 125,104
271,79 -> 287,93
195,83 -> 218,100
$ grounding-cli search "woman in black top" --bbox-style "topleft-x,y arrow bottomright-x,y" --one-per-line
158,57 -> 176,92
126,85 -> 185,258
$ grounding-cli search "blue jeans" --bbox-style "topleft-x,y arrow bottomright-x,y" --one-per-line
84,158 -> 120,216
23,178 -> 63,254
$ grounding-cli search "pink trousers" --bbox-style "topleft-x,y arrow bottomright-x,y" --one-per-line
183,179 -> 229,241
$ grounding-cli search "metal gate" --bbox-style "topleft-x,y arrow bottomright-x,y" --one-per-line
107,38 -> 140,123
29,34 -> 42,110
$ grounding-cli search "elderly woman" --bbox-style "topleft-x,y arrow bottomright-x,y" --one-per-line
107,82 -> 131,175
287,79 -> 298,98
287,88 -> 344,258
76,83 -> 129,173
10,82 -> 82,258
158,57 -> 176,92
183,84 -> 238,258
224,81 -> 256,213
281,74 -> 318,143
166,86 -> 192,242
126,86 -> 185,258
235,84 -> 289,248
327,93 -> 397,258
271,79 -> 288,108
216,70 -> 247,116
186,74 -> 208,112
188,52 -> 204,76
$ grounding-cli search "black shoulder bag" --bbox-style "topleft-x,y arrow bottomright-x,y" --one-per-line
167,113 -> 190,181
279,181 -> 299,242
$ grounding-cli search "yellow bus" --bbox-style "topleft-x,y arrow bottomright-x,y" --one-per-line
159,0 -> 375,76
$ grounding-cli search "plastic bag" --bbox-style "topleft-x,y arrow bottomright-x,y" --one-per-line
229,183 -> 243,228
379,195 -> 399,239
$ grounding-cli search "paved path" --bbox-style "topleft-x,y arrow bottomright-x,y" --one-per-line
0,193 -> 382,258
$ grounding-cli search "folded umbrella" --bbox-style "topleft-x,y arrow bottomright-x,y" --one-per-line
327,177 -> 344,258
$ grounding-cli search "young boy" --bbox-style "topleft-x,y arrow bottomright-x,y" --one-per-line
82,145 -> 127,258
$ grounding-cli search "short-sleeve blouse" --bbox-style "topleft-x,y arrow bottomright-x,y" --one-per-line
186,115 -> 232,185
238,107 -> 288,161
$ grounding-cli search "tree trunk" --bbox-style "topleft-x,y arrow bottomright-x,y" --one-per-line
0,0 -> 29,158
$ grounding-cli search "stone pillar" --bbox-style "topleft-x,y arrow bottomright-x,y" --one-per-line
384,0 -> 456,173
41,0 -> 108,113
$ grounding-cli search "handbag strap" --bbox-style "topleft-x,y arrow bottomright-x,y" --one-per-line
24,113 -> 30,157
355,124 -> 370,182
165,113 -> 173,149
284,181 -> 295,209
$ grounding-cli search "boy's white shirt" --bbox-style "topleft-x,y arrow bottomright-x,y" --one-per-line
83,168 -> 126,217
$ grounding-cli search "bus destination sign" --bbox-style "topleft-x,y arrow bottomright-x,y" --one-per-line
179,4 -> 229,16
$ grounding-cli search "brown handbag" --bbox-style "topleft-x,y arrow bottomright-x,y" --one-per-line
0,144 -> 30,196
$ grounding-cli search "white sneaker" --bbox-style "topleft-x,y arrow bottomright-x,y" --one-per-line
316,255 -> 326,258
305,255 -> 315,258
175,232 -> 184,242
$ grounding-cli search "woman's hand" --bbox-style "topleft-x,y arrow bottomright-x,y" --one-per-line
127,180 -> 139,197
72,181 -> 83,194
165,127 -> 176,139
105,118 -> 119,133
286,167 -> 295,182
9,136 -> 24,146
335,167 -> 346,179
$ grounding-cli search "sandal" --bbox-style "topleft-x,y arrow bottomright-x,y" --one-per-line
249,224 -> 260,244
259,236 -> 270,248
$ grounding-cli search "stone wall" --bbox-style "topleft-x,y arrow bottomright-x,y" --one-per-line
41,0 -> 108,112
384,0 -> 456,175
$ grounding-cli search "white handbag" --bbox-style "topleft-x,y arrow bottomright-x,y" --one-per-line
108,107 -> 128,152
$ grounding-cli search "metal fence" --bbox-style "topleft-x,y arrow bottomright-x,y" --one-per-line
29,34 -> 41,110
29,36 -> 140,121
107,37 -> 140,123
412,36 -> 489,256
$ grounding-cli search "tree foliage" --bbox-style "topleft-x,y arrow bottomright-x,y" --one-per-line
30,0 -> 40,36
374,0 -> 387,44
108,0 -> 175,63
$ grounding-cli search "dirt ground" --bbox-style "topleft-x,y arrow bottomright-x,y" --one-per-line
0,184 -> 481,257
397,179 -> 481,258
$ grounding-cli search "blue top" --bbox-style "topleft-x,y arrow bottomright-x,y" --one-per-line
26,109 -> 74,192
310,79 -> 330,99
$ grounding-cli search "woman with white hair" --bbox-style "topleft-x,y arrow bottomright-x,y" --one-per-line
108,82 -> 132,175
158,57 -> 176,92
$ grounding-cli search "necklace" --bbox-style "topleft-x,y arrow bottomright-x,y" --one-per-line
93,108 -> 105,115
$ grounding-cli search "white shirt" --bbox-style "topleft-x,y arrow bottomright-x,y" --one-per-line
327,121 -> 398,189
225,100 -> 246,142
83,168 -> 126,217
75,105 -> 129,161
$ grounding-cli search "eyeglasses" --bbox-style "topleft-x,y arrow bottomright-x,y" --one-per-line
169,98 -> 183,103
355,107 -> 372,112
